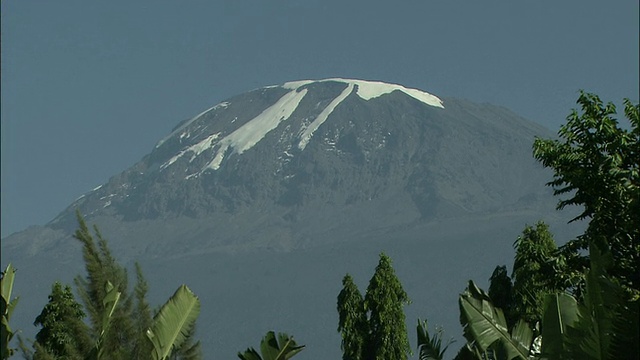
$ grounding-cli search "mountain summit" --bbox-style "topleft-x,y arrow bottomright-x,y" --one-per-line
38,78 -> 554,255
2,79 -> 576,358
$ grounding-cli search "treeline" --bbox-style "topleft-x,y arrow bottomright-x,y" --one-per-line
2,91 -> 638,359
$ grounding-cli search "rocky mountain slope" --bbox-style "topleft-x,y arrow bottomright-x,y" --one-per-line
1,79 -> 582,358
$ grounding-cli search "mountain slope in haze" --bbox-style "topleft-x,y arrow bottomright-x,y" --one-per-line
8,79 -> 556,257
1,79 -> 581,358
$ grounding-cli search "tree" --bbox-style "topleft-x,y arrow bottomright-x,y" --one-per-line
72,212 -> 137,359
32,282 -> 89,359
337,253 -> 411,360
15,212 -> 201,360
337,274 -> 368,360
533,91 -> 640,297
237,331 -> 304,360
364,253 -> 411,360
487,265 -> 514,329
510,222 -> 559,328
132,263 -> 153,359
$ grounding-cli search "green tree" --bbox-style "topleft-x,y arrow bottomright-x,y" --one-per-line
337,274 -> 368,360
32,282 -> 89,359
337,253 -> 411,360
511,222 -> 559,328
72,213 -> 136,359
533,91 -> 640,297
488,265 -> 514,329
364,253 -> 411,360
132,263 -> 153,359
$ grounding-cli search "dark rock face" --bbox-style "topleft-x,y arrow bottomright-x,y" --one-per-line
2,79 -> 578,359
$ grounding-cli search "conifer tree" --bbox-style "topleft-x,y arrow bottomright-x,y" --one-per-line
364,253 -> 411,360
337,274 -> 368,360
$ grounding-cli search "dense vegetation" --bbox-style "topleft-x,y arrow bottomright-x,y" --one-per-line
2,91 -> 638,359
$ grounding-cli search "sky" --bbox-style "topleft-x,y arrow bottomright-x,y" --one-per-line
1,0 -> 638,238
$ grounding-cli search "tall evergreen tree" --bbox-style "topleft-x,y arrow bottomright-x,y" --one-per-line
511,221 -> 558,328
364,253 -> 411,360
337,274 -> 368,360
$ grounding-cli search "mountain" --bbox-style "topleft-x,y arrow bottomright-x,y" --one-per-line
1,79 -> 582,358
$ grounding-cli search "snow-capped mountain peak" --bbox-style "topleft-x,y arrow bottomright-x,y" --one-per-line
155,79 -> 444,174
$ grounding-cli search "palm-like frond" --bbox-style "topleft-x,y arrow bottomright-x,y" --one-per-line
417,319 -> 453,360
146,285 -> 200,360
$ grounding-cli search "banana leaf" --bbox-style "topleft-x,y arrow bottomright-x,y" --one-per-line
459,280 -> 533,360
147,285 -> 200,360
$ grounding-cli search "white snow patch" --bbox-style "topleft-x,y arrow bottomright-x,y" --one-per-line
283,78 -> 443,108
203,89 -> 307,171
298,83 -> 355,150
92,185 -> 103,191
161,132 -> 222,170
155,101 -> 229,148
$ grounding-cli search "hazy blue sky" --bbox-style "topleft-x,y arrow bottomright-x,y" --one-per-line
1,0 -> 638,237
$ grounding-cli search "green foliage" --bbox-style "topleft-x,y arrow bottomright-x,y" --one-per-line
72,212 -> 136,359
533,92 -> 640,297
21,212 -> 202,360
237,331 -> 304,360
416,319 -> 453,360
459,280 -> 534,360
540,243 -> 639,360
33,282 -> 88,359
147,285 -> 201,360
488,265 -> 514,329
337,274 -> 368,360
1,264 -> 18,360
511,222 -> 559,327
337,253 -> 411,360
365,253 -> 411,360
132,263 -> 154,359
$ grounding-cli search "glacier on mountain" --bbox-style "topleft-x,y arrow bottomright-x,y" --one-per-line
159,79 -> 443,173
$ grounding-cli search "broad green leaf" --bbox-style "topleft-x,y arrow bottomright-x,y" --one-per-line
541,292 -> 578,357
147,285 -> 200,360
0,264 -> 15,307
459,280 -> 532,360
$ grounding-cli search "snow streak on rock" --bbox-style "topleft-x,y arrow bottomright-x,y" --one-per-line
158,79 -> 443,172
283,78 -> 443,107
155,101 -> 229,148
297,83 -> 355,150
203,88 -> 308,171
